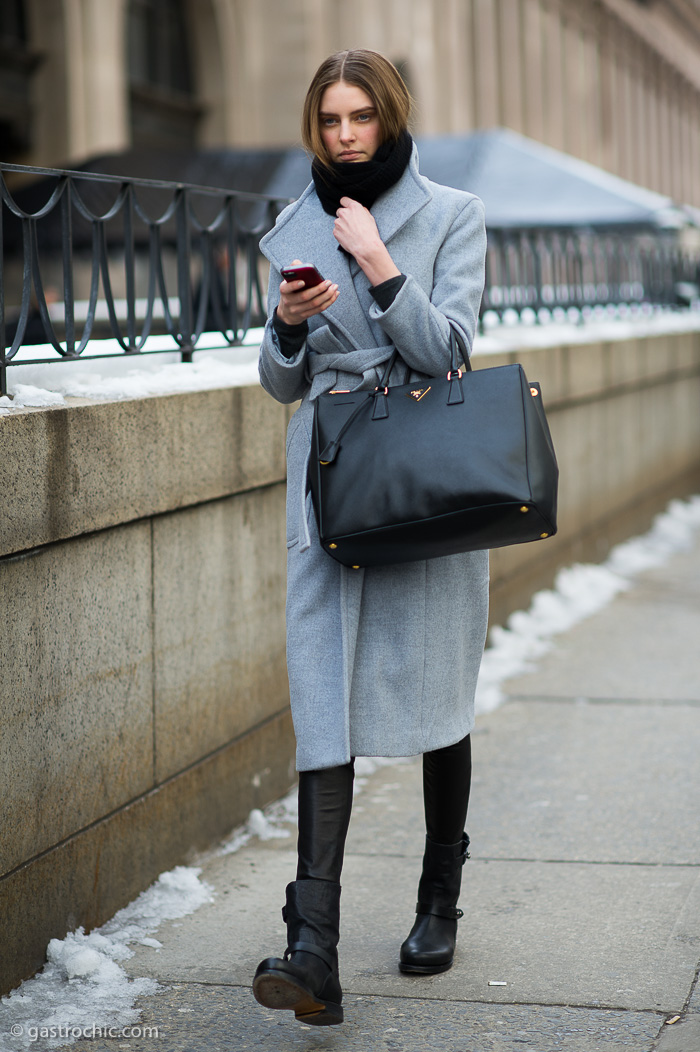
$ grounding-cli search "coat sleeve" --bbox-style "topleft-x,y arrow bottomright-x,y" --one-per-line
258,262 -> 311,404
368,195 -> 486,375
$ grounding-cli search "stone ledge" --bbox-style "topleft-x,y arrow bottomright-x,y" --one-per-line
3,330 -> 699,565
472,331 -> 700,408
0,385 -> 293,560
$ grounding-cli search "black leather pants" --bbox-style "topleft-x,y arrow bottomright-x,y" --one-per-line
295,732 -> 472,883
422,732 -> 472,844
296,761 -> 355,883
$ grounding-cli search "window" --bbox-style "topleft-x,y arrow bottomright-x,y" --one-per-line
0,0 -> 39,161
127,0 -> 200,149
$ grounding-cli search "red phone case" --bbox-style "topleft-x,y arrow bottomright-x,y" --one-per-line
281,265 -> 325,288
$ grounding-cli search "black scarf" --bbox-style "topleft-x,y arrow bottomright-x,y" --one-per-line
312,130 -> 413,216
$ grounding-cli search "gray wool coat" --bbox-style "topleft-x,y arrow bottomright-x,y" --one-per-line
258,145 -> 489,771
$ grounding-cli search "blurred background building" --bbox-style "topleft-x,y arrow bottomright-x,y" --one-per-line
1,0 -> 700,207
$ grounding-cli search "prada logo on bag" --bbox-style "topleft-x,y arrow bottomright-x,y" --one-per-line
407,386 -> 432,402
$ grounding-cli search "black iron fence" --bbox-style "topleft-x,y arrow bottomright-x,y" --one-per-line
482,227 -> 700,324
2,162 -> 700,396
0,162 -> 291,396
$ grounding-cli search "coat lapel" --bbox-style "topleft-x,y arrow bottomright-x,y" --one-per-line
259,146 -> 432,349
261,187 -> 373,348
371,145 -> 433,246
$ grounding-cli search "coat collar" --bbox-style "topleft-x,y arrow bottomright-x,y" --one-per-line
260,145 -> 432,349
370,143 -> 433,244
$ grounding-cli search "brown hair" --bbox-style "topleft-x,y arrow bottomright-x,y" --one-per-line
301,50 -> 412,166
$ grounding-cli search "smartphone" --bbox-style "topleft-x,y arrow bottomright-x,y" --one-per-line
280,264 -> 325,288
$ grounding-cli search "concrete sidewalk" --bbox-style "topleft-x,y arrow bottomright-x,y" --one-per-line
78,536 -> 700,1052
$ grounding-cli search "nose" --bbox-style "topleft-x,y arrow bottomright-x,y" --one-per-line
339,119 -> 355,143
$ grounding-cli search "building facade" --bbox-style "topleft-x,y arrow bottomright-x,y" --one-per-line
1,0 -> 700,206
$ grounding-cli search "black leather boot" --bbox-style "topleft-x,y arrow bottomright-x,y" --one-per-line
253,879 -> 343,1025
399,833 -> 470,974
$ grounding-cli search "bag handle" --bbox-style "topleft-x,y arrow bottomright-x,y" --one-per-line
318,322 -> 472,465
375,322 -> 472,392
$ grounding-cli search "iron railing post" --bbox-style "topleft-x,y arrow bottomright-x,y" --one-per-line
62,177 -> 75,355
175,188 -> 194,363
124,183 -> 137,351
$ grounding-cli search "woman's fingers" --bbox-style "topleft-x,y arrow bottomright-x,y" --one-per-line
297,281 -> 339,318
278,279 -> 339,323
333,198 -> 383,258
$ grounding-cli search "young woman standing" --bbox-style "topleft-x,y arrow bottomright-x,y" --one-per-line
253,49 -> 488,1027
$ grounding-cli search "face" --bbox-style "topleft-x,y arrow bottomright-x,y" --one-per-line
318,81 -> 382,163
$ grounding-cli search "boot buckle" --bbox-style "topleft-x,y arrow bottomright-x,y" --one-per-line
415,902 -> 464,920
286,940 -> 337,971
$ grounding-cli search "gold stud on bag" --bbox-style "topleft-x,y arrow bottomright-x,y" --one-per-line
308,325 -> 558,569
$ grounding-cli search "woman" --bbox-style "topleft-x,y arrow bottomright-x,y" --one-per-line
253,49 -> 488,1027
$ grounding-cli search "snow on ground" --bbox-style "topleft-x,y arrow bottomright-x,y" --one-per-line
215,756 -> 413,857
475,303 -> 700,355
0,330 -> 263,414
475,494 -> 700,713
0,869 -> 212,1051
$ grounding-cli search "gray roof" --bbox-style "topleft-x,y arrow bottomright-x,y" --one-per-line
414,128 -> 682,230
263,128 -> 683,230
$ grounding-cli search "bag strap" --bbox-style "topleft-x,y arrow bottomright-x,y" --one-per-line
317,322 -> 472,465
375,322 -> 471,390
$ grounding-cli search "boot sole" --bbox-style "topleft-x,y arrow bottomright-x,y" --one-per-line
253,969 -> 343,1026
399,959 -> 454,975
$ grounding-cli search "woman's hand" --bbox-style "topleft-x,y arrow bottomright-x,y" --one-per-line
277,260 -> 339,325
333,198 -> 401,286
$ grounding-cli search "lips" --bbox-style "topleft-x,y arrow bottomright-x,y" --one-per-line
338,151 -> 362,161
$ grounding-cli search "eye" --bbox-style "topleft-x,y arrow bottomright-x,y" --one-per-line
321,117 -> 338,127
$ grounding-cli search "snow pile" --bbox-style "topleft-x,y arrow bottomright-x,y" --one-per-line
218,790 -> 297,856
2,328 -> 263,408
475,495 -> 700,713
46,355 -> 260,401
475,563 -> 631,713
2,355 -> 260,407
3,311 -> 700,407
605,495 -> 700,577
476,305 -> 700,356
1,385 -> 65,408
0,868 -> 213,1051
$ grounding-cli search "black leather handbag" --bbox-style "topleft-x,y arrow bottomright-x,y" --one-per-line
308,327 -> 558,569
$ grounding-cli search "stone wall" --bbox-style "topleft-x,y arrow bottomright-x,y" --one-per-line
0,385 -> 297,995
1,323 -> 700,995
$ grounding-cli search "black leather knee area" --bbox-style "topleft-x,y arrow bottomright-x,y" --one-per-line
422,733 -> 472,844
296,761 -> 355,883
